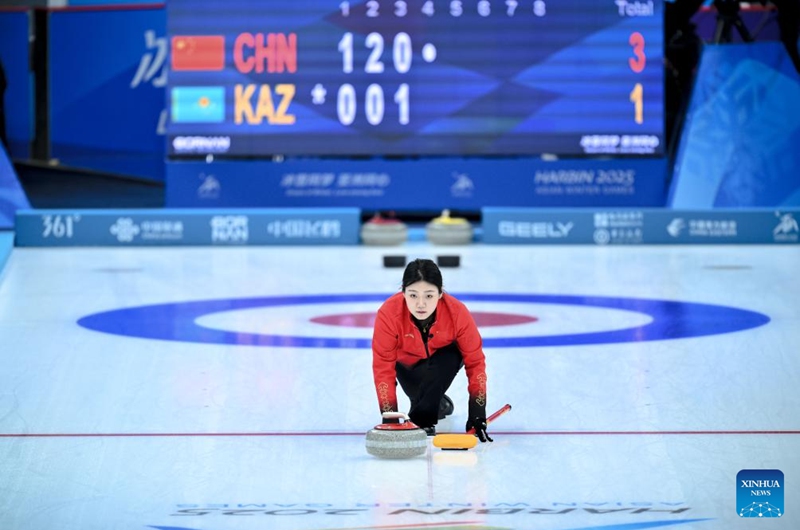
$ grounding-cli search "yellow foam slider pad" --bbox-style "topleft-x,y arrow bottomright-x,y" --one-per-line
432,433 -> 478,450
432,403 -> 513,450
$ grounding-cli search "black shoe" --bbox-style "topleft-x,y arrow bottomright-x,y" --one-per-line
437,394 -> 454,420
423,426 -> 436,436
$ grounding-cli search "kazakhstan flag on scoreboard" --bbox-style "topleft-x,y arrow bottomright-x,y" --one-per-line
171,87 -> 225,123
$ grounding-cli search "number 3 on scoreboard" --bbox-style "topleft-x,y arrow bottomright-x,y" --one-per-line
628,32 -> 646,73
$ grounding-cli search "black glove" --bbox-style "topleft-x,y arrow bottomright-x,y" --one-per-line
466,416 -> 493,442
466,399 -> 493,443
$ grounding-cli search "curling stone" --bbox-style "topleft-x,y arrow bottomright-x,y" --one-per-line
360,214 -> 408,246
365,412 -> 428,459
426,209 -> 473,245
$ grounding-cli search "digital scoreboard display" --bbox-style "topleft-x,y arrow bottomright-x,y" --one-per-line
167,0 -> 663,157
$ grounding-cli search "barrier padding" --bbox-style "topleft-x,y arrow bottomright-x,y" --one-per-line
15,208 -> 361,247
482,207 -> 800,245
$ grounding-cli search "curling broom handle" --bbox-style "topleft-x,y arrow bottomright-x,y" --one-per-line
466,403 -> 512,434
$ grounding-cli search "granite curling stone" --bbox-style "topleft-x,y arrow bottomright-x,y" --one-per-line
426,209 -> 473,245
360,214 -> 408,246
365,413 -> 428,459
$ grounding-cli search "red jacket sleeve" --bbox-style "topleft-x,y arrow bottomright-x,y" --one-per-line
372,303 -> 399,413
452,298 -> 487,407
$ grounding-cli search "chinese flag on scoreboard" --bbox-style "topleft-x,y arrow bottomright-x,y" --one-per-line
171,36 -> 225,71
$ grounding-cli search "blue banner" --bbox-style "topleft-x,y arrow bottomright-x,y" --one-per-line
68,0 -> 161,4
669,43 -> 800,208
0,11 -> 33,159
0,142 -> 31,229
14,208 -> 360,246
483,208 -> 800,245
166,157 -> 668,210
49,7 -> 166,181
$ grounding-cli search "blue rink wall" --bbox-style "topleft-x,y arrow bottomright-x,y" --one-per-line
13,208 -> 800,247
0,142 -> 31,230
482,208 -> 800,245
14,209 -> 360,247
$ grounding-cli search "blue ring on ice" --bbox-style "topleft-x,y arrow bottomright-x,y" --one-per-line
77,293 -> 770,348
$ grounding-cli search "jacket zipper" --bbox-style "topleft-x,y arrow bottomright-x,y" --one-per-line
422,323 -> 433,359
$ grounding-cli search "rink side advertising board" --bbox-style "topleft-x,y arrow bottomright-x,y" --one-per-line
14,209 -> 360,246
14,208 -> 800,246
482,208 -> 800,245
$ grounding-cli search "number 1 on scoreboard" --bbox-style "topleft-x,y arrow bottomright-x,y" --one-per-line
629,83 -> 643,125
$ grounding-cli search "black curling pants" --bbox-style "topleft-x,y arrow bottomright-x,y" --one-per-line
396,342 -> 463,428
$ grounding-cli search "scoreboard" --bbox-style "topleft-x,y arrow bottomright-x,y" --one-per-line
167,0 -> 664,157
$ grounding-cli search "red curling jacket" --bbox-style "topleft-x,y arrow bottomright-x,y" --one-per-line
372,292 -> 487,413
